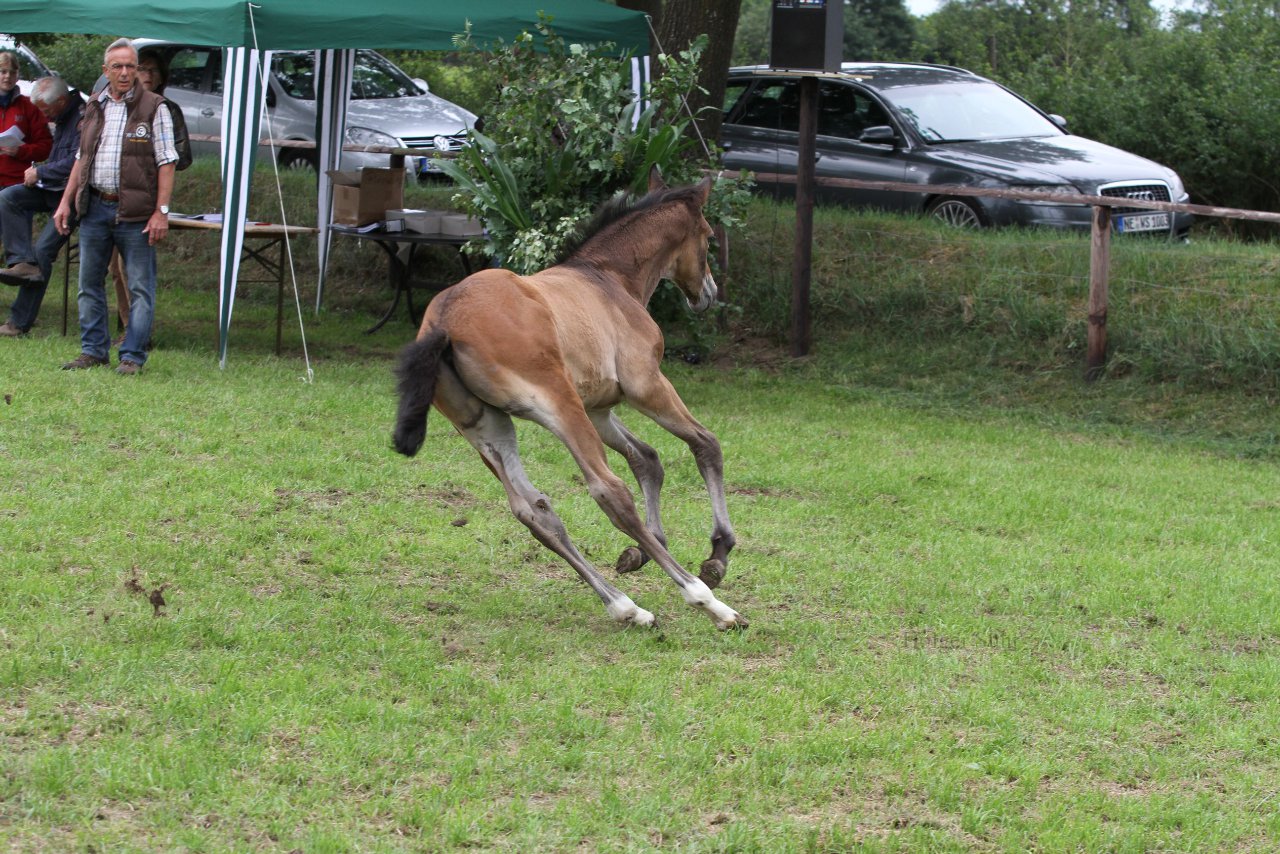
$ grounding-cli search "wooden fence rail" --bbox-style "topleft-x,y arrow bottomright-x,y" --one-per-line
717,170 -> 1280,377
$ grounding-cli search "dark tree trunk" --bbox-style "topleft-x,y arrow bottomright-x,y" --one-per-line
620,0 -> 742,146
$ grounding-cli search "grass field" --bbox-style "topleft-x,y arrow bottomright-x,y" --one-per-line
3,236 -> 1280,852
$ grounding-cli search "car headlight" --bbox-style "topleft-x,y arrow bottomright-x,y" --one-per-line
1164,170 -> 1189,203
1008,184 -> 1086,206
345,126 -> 400,149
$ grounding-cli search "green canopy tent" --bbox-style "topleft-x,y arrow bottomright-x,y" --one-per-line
5,0 -> 650,365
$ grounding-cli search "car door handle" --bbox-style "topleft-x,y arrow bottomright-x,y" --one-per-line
201,108 -> 215,117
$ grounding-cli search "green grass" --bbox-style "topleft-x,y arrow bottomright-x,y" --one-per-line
4,300 -> 1280,851
731,197 -> 1280,395
2,166 -> 1279,850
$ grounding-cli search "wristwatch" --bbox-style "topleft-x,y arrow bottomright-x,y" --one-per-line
158,204 -> 170,215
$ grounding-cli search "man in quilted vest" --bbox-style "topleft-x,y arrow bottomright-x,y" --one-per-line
54,38 -> 178,375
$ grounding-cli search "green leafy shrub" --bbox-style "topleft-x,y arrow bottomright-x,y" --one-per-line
435,20 -> 752,276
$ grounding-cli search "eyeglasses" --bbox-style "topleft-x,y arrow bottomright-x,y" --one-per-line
137,66 -> 158,74
107,62 -> 137,72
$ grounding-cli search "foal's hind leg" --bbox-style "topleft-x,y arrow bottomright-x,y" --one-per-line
590,410 -> 666,575
436,378 -> 655,627
625,374 -> 736,589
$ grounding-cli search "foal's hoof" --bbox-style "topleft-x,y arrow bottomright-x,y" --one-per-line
698,558 -> 726,589
627,608 -> 657,628
609,598 -> 656,628
616,546 -> 647,574
715,610 -> 749,631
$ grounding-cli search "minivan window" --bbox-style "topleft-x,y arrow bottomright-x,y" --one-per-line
168,48 -> 215,92
266,50 -> 421,103
273,54 -> 315,99
350,51 -> 420,99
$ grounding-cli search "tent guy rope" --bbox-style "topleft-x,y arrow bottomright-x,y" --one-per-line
248,1 -> 314,382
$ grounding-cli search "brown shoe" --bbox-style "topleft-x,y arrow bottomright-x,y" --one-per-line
0,262 -> 42,286
0,321 -> 23,337
116,359 -> 142,376
62,353 -> 110,370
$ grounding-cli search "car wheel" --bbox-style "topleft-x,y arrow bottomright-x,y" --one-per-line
927,196 -> 987,228
279,148 -> 317,172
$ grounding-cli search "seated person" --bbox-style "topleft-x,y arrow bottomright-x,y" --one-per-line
0,75 -> 83,336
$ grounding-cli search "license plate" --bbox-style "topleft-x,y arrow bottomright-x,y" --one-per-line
1114,212 -> 1170,233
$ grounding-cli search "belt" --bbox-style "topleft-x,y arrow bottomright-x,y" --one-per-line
90,187 -> 120,202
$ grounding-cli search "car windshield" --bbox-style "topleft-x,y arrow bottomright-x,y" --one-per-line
886,81 -> 1062,143
272,49 -> 422,101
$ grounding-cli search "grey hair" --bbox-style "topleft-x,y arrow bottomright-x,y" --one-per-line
103,38 -> 136,64
31,75 -> 69,105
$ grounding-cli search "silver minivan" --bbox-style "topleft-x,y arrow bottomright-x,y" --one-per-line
132,39 -> 475,175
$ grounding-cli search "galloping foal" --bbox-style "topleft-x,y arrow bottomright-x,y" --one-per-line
393,173 -> 747,630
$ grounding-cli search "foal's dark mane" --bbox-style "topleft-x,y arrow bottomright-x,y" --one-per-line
556,183 -> 704,267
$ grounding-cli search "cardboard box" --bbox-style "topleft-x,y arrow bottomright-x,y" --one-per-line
327,167 -> 405,226
439,213 -> 484,237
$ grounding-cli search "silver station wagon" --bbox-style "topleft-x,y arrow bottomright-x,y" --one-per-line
722,62 -> 1194,238
133,39 -> 475,176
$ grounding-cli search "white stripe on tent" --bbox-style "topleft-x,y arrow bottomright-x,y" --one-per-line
630,54 -> 650,130
217,47 -> 271,367
315,49 -> 355,313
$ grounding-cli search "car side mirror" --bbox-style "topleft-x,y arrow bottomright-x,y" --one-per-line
1048,113 -> 1068,131
859,125 -> 897,146
412,77 -> 429,94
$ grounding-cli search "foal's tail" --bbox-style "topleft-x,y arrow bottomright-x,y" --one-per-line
393,327 -> 450,457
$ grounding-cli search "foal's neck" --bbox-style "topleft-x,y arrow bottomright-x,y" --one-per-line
577,211 -> 682,307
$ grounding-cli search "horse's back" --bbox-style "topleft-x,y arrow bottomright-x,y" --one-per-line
418,266 -> 657,414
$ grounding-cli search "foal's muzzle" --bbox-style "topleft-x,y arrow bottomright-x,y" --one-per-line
690,271 -> 718,312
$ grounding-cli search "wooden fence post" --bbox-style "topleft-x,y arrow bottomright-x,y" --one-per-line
1086,204 -> 1112,381
790,75 -> 818,357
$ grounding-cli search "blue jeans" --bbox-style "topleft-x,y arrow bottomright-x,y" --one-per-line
76,194 -> 156,366
0,183 -> 71,332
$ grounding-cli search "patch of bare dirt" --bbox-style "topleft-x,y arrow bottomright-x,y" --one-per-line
273,487 -> 351,509
123,566 -> 170,617
710,328 -> 795,374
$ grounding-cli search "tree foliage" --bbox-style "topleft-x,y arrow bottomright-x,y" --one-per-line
910,0 -> 1280,218
733,0 -> 919,66
436,21 -> 752,275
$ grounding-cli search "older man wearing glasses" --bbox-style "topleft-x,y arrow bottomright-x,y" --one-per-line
54,37 -> 177,375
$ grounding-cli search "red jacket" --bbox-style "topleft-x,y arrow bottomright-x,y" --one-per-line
0,91 -> 53,188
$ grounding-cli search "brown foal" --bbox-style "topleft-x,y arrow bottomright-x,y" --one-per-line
393,172 -> 746,630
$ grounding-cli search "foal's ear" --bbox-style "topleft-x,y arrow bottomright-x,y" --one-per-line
696,176 -> 712,206
648,164 -> 668,193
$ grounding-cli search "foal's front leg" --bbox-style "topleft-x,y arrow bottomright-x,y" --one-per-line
628,375 -> 736,589
544,406 -> 746,630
